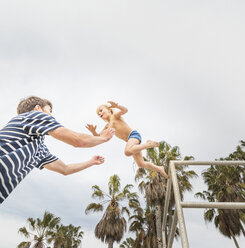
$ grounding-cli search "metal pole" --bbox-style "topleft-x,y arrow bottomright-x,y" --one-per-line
167,209 -> 178,248
162,230 -> 167,248
170,161 -> 189,248
162,175 -> 172,248
162,160 -> 245,248
181,202 -> 245,209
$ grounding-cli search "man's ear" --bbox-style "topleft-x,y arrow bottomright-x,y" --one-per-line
33,105 -> 42,111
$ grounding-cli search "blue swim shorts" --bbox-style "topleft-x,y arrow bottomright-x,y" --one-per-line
128,130 -> 142,144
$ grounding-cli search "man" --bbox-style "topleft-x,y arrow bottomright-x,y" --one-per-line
0,96 -> 115,204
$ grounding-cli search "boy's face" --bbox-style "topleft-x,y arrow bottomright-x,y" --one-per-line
97,106 -> 110,120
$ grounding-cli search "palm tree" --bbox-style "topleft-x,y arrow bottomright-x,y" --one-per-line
64,224 -> 83,248
196,189 -> 243,248
135,141 -> 197,247
226,140 -> 245,161
127,204 -> 146,248
128,204 -> 157,248
18,211 -> 61,248
47,224 -> 83,248
195,140 -> 245,247
47,224 -> 66,248
85,174 -> 138,248
196,161 -> 245,247
135,168 -> 164,248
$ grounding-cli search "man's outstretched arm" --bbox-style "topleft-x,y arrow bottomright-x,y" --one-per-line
44,156 -> 104,175
49,127 -> 114,148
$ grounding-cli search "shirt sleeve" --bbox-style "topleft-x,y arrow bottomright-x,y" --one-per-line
34,142 -> 59,170
36,153 -> 59,170
22,111 -> 63,136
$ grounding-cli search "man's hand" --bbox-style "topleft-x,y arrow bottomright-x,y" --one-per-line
90,155 -> 105,165
44,157 -> 105,175
100,127 -> 115,141
107,101 -> 119,108
85,124 -> 97,135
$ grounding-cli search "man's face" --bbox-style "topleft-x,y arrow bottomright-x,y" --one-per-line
41,105 -> 52,115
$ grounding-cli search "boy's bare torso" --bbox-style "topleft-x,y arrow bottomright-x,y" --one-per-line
106,115 -> 133,141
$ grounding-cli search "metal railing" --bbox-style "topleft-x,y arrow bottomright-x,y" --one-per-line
162,161 -> 245,248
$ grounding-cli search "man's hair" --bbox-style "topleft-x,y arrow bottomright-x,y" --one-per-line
17,96 -> 53,114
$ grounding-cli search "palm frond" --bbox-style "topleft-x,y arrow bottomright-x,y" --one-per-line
204,209 -> 215,222
92,185 -> 105,199
195,192 -> 206,200
85,203 -> 103,214
121,207 -> 130,217
27,218 -> 35,231
17,241 -> 31,248
135,168 -> 147,182
18,227 -> 30,238
109,174 -> 121,196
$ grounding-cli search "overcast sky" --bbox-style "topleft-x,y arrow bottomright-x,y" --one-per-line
0,0 -> 245,247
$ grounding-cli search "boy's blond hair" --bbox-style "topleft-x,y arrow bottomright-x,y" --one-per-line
17,96 -> 52,114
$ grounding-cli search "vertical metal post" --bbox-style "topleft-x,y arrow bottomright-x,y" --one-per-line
162,175 -> 172,248
162,228 -> 167,248
170,161 -> 189,248
167,209 -> 178,248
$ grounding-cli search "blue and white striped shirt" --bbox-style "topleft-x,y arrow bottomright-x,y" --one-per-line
0,111 -> 63,204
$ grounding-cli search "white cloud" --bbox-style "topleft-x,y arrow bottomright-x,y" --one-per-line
0,213 -> 26,248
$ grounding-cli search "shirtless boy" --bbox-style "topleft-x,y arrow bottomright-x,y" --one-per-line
86,101 -> 168,179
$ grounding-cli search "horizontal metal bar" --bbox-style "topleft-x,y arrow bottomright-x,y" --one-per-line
181,202 -> 245,209
172,160 -> 245,166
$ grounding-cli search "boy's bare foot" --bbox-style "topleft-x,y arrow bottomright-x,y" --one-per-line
146,140 -> 159,148
159,166 -> 169,179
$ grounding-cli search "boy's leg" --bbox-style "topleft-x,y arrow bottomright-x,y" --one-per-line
133,152 -> 169,179
125,138 -> 159,156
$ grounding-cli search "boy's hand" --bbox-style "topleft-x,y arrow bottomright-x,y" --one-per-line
90,155 -> 105,165
100,127 -> 115,141
107,101 -> 119,108
86,124 -> 97,134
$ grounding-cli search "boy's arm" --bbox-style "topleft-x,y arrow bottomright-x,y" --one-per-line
49,126 -> 114,148
85,124 -> 99,136
108,101 -> 128,118
44,156 -> 104,175
86,124 -> 109,136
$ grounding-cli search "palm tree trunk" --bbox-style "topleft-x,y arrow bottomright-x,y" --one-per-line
155,202 -> 163,248
36,242 -> 43,248
229,228 -> 240,248
108,238 -> 114,248
53,243 -> 59,248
